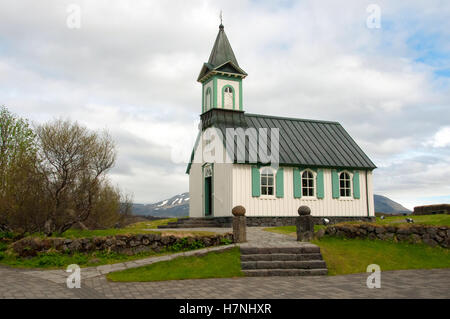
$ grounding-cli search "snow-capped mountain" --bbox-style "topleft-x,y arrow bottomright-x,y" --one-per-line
132,192 -> 189,217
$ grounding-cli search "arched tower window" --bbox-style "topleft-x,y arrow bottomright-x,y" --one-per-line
223,86 -> 234,109
205,87 -> 212,110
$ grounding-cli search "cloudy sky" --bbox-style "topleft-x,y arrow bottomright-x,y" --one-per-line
1,0 -> 449,209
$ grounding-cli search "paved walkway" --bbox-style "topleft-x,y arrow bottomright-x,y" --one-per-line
1,265 -> 449,299
1,227 -> 449,299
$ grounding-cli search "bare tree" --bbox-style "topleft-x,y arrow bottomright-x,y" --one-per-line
36,119 -> 116,235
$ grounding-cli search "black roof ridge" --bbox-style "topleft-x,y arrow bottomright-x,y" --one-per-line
244,112 -> 341,125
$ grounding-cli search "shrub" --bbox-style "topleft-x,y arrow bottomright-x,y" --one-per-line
169,238 -> 206,252
0,242 -> 8,252
189,240 -> 205,250
220,238 -> 233,245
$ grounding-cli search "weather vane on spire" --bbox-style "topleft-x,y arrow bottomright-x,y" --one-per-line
220,10 -> 223,25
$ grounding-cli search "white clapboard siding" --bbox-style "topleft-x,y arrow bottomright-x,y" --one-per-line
212,163 -> 234,217
231,165 -> 374,217
188,162 -> 203,217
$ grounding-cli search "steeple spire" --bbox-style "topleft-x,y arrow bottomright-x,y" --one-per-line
207,22 -> 239,68
197,22 -> 247,113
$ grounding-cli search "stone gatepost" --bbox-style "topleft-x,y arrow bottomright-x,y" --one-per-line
232,205 -> 247,243
296,205 -> 314,241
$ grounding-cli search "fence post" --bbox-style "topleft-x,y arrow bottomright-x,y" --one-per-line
232,206 -> 246,243
296,205 -> 314,241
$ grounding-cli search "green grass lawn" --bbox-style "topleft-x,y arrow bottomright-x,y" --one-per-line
375,214 -> 450,226
107,247 -> 243,282
312,237 -> 450,275
58,219 -> 216,238
59,219 -> 176,238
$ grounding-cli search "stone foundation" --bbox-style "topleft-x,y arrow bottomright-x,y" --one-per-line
208,216 -> 374,227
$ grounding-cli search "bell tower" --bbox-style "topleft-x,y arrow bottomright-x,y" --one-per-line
197,23 -> 247,113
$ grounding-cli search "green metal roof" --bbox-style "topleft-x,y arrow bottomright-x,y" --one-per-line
186,109 -> 376,173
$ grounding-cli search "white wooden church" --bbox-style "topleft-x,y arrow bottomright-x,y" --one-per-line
187,23 -> 376,220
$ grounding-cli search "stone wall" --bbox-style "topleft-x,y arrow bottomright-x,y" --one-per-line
205,216 -> 374,227
11,233 -> 234,257
323,223 -> 449,248
413,204 -> 449,215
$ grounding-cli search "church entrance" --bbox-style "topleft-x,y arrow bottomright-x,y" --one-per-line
204,176 -> 212,216
204,164 -> 213,217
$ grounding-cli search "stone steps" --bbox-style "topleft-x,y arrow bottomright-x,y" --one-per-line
241,260 -> 326,270
241,253 -> 323,262
240,245 -> 327,277
243,269 -> 328,277
240,246 -> 320,254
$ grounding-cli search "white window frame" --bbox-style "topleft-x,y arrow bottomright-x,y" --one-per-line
339,171 -> 353,200
301,169 -> 316,199
260,167 -> 276,199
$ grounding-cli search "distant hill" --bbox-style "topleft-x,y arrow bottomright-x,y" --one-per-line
374,194 -> 411,215
132,192 -> 189,217
132,193 -> 411,217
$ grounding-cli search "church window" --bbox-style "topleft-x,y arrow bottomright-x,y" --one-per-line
339,172 -> 351,197
205,87 -> 212,110
261,167 -> 274,196
223,86 -> 234,108
301,170 -> 315,197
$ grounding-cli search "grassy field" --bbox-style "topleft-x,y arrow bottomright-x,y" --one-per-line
58,219 -> 216,238
107,247 -> 243,282
59,219 -> 175,238
375,214 -> 450,226
312,237 -> 450,275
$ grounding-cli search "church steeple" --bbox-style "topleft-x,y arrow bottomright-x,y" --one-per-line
198,23 -> 247,114
207,24 -> 240,69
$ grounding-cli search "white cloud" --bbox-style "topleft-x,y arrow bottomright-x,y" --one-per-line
428,127 -> 450,148
1,0 -> 449,205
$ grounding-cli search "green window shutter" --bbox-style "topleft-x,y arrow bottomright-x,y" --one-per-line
251,166 -> 260,197
316,169 -> 324,199
332,170 -> 340,199
293,168 -> 301,198
276,168 -> 284,198
353,171 -> 360,199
